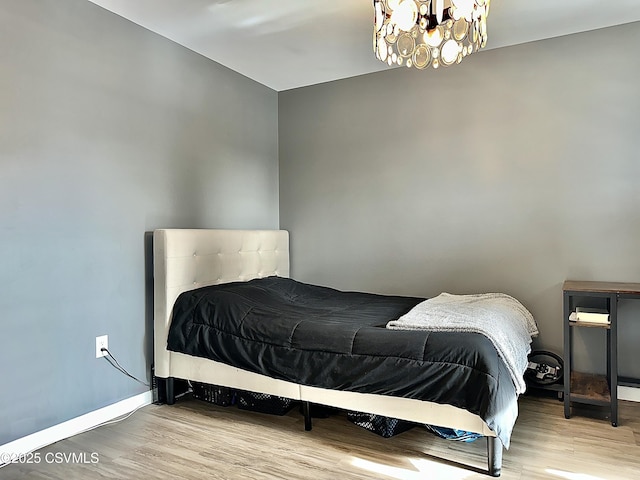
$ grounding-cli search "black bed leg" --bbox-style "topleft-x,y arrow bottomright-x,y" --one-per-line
166,377 -> 175,405
487,436 -> 502,477
302,401 -> 312,431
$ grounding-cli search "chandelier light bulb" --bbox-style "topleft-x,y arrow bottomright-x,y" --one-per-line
435,0 -> 444,24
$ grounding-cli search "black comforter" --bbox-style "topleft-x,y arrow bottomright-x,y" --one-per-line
167,276 -> 518,446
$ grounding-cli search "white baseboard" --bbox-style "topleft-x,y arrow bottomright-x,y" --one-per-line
619,385 -> 640,402
0,391 -> 152,458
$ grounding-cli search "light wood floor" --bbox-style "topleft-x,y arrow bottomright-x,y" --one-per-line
2,393 -> 639,479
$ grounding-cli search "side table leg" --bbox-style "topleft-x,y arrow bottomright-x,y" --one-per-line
563,291 -> 571,419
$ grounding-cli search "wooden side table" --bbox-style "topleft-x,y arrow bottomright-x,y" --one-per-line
562,280 -> 640,427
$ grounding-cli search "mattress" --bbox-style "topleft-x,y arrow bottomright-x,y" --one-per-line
167,276 -> 518,446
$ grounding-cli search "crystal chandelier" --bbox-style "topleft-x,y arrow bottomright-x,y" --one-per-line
373,0 -> 490,69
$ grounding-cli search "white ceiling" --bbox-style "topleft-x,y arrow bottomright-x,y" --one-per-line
88,0 -> 640,91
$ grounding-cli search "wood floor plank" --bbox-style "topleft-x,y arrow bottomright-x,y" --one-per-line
1,395 -> 639,479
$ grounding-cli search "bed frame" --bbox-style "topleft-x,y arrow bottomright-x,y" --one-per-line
153,229 -> 503,476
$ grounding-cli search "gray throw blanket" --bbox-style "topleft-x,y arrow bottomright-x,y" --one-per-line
387,292 -> 538,394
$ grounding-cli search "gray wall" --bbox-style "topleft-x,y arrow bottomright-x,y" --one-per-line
279,23 -> 640,378
0,0 -> 278,445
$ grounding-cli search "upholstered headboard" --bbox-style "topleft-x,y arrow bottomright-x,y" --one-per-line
153,229 -> 290,378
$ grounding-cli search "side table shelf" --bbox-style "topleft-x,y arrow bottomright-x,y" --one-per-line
568,320 -> 610,329
569,371 -> 610,405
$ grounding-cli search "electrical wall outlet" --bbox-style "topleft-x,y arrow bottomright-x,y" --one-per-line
96,335 -> 108,358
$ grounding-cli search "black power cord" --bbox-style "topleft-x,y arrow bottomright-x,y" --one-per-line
101,347 -> 150,387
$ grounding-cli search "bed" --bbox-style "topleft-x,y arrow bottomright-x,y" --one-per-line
153,228 -> 533,477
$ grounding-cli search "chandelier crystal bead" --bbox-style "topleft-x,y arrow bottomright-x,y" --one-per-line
373,0 -> 490,70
